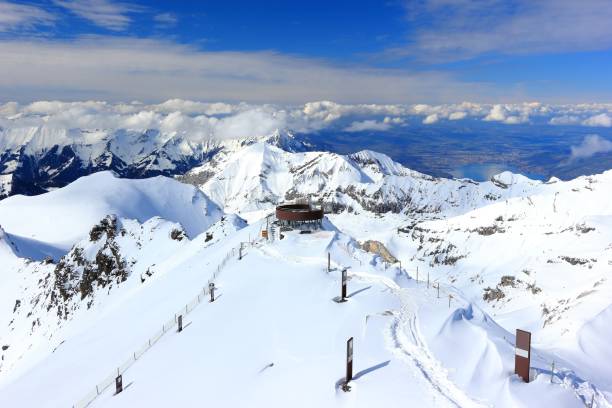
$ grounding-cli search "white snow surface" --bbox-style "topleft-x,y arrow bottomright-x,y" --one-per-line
0,142 -> 611,408
0,171 -> 222,253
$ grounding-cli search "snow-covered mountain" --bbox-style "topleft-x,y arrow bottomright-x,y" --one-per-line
1,140 -> 611,408
0,124 -> 305,199
185,141 -> 542,220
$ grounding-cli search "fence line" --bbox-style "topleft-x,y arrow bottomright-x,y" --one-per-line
335,240 -> 606,408
72,241 -> 259,408
407,266 -> 606,408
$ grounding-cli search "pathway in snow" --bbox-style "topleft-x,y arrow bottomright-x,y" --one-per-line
254,235 -> 612,408
352,272 -> 489,408
254,239 -> 482,406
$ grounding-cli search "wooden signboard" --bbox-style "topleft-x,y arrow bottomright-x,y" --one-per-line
515,329 -> 531,382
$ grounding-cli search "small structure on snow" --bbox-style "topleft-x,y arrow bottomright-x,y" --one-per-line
275,203 -> 323,229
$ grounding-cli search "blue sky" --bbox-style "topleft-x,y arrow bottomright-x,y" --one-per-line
0,0 -> 611,103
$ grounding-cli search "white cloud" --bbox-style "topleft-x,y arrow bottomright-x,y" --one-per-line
412,104 -> 432,114
0,37 -> 496,104
152,99 -> 236,115
570,134 -> 612,160
503,115 -> 528,125
344,120 -> 391,132
383,116 -> 404,125
53,0 -> 139,31
3,100 -> 612,147
482,104 -> 528,124
0,1 -> 55,32
484,105 -> 507,121
153,12 -> 177,28
423,113 -> 439,124
398,0 -> 612,62
582,113 -> 612,127
549,115 -> 580,125
449,111 -> 467,120
213,108 -> 286,139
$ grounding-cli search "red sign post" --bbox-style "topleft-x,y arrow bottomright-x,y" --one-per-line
515,329 -> 531,382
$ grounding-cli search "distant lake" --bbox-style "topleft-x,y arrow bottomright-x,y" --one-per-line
450,163 -> 545,182
302,122 -> 612,181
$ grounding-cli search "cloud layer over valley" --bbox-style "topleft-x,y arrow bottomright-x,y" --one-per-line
2,99 -> 612,149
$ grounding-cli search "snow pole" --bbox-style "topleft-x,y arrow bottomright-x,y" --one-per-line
239,243 -> 243,260
437,282 -> 440,298
115,373 -> 123,395
178,315 -> 183,333
343,337 -> 354,391
427,272 -> 430,289
448,294 -> 452,308
416,266 -> 419,284
328,252 -> 331,272
550,361 -> 555,383
209,282 -> 216,302
341,269 -> 348,301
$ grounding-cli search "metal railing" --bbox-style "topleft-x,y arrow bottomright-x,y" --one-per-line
72,241 -> 257,408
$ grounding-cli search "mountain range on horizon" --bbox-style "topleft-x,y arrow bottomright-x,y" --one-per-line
2,99 -> 612,199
